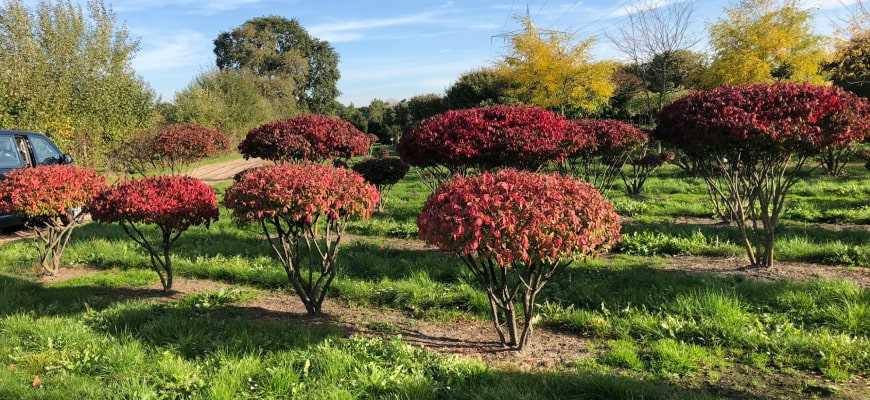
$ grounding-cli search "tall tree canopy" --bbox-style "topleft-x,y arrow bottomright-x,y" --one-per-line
445,68 -> 512,109
0,0 -> 155,166
703,0 -> 828,87
826,32 -> 869,98
498,17 -> 615,117
214,16 -> 340,113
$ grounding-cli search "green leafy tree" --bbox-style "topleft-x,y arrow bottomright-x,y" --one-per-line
445,68 -> 512,109
214,16 -> 340,113
826,32 -> 869,98
0,0 -> 155,166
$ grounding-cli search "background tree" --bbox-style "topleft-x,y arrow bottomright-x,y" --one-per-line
214,16 -> 340,113
498,17 -> 615,117
445,69 -> 513,109
170,69 -> 298,139
826,32 -> 869,98
703,0 -> 828,87
0,0 -> 155,167
608,0 -> 701,125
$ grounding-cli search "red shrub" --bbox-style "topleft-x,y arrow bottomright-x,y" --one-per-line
398,106 -> 573,173
561,119 -> 648,194
352,157 -> 409,211
238,115 -> 374,162
656,83 -> 869,267
224,164 -> 379,314
0,165 -> 105,275
153,124 -> 230,173
90,176 -> 219,290
418,169 -> 620,349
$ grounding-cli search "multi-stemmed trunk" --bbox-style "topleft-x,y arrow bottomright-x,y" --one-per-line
120,222 -> 183,291
699,152 -> 806,268
260,216 -> 343,316
29,215 -> 80,276
462,256 -> 566,351
560,155 -> 628,197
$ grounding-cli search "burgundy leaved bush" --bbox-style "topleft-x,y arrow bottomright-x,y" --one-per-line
418,169 -> 620,350
352,157 -> 409,211
561,119 -> 649,194
224,164 -> 379,315
153,124 -> 230,172
90,176 -> 219,290
398,106 -> 572,172
238,115 -> 374,162
656,83 -> 869,267
0,165 -> 105,275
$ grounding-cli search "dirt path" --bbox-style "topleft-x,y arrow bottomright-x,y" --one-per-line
187,157 -> 270,184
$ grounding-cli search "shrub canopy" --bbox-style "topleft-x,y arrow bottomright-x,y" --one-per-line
398,106 -> 571,171
656,83 -> 869,156
352,157 -> 410,188
224,163 -> 379,225
153,124 -> 230,166
0,165 -> 105,218
418,169 -> 621,267
239,115 -> 373,162
568,119 -> 648,156
90,176 -> 219,231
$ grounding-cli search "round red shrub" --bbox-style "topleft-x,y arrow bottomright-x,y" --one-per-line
398,106 -> 573,171
656,83 -> 869,156
567,119 -> 648,157
153,123 -> 230,168
352,157 -> 410,188
419,169 -> 621,267
239,115 -> 374,162
224,163 -> 379,225
90,176 -> 219,231
0,165 -> 105,218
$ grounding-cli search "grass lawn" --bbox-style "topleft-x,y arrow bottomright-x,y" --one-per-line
0,162 -> 867,399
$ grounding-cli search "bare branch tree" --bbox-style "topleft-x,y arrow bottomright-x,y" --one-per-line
607,0 -> 700,124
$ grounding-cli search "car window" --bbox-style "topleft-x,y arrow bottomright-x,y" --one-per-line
0,136 -> 22,168
29,136 -> 62,165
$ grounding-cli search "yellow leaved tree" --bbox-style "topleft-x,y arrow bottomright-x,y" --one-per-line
704,0 -> 828,87
498,17 -> 615,116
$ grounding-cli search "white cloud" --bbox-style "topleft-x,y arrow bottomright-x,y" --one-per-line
111,0 -> 272,15
309,11 -> 444,42
132,30 -> 210,72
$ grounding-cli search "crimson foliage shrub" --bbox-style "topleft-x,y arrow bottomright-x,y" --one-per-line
398,106 -> 571,189
0,165 -> 105,275
657,83 -> 869,267
90,176 -> 219,290
352,157 -> 409,211
153,124 -> 230,173
561,119 -> 648,195
238,115 -> 374,163
224,164 -> 379,315
418,170 -> 621,350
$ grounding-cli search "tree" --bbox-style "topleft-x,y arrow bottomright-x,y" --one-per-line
498,17 -> 615,116
224,164 -> 379,315
398,106 -> 572,189
214,16 -> 340,113
446,69 -> 512,109
352,157 -> 410,212
0,0 -> 155,167
238,115 -> 373,163
703,0 -> 828,87
0,165 -> 105,275
826,32 -> 869,98
90,177 -> 219,291
418,170 -> 621,350
608,0 -> 701,124
561,119 -> 648,195
171,69 -> 298,139
656,83 -> 868,267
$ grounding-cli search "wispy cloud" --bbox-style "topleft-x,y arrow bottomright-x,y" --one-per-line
132,29 -> 211,72
111,0 -> 274,15
309,11 -> 445,43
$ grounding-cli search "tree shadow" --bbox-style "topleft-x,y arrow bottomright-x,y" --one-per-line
624,220 -> 870,246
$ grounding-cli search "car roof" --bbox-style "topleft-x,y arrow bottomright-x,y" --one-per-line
0,130 -> 50,139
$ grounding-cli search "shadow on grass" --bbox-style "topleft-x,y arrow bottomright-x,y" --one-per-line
623,220 -> 870,246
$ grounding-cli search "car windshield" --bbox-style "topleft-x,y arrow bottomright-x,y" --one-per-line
0,136 -> 22,168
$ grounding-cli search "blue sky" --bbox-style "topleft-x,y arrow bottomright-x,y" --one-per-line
94,0 -> 858,105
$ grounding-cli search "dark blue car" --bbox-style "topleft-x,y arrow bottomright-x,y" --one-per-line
0,131 -> 73,229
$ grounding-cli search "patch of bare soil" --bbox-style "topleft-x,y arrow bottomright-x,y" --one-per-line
187,158 -> 270,184
659,255 -> 870,288
241,292 -> 592,369
38,266 -> 100,284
